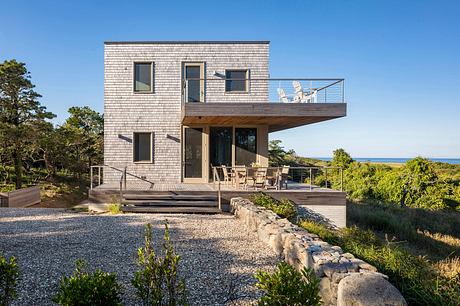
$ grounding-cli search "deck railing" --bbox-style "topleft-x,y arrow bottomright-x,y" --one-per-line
90,165 -> 155,191
182,78 -> 344,104
211,166 -> 343,192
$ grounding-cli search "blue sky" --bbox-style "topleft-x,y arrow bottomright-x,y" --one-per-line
1,0 -> 459,158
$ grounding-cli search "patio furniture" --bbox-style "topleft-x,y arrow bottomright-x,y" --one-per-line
234,166 -> 248,189
254,167 -> 267,189
266,167 -> 279,189
292,81 -> 317,103
277,88 -> 291,103
279,165 -> 290,189
221,165 -> 233,185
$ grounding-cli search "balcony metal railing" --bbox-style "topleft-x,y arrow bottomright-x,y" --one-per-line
182,78 -> 345,104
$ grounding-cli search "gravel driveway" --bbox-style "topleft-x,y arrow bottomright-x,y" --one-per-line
0,208 -> 279,305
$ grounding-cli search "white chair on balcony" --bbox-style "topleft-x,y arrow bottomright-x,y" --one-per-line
277,88 -> 291,103
292,81 -> 317,103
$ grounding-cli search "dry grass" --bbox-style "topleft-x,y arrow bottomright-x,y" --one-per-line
347,201 -> 460,285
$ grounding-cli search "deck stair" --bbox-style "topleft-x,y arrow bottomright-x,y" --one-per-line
120,192 -> 221,213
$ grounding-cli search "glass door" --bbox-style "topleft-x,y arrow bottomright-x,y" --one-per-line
209,127 -> 233,178
183,127 -> 204,182
183,63 -> 204,103
235,128 -> 257,166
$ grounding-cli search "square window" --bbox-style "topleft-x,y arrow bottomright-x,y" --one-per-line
225,70 -> 248,92
134,132 -> 152,162
134,63 -> 153,92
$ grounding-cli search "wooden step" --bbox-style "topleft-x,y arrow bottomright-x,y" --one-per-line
121,200 -> 217,207
121,206 -> 221,214
122,194 -> 217,201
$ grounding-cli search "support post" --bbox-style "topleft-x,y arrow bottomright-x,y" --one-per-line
341,168 -> 343,191
309,168 -> 312,191
90,167 -> 93,190
98,166 -> 101,186
325,168 -> 328,189
123,166 -> 127,191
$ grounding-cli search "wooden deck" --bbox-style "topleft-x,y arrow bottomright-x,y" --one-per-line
93,182 -> 340,193
90,181 -> 346,227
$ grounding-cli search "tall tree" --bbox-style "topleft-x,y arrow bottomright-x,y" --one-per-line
61,106 -> 103,178
0,60 -> 55,189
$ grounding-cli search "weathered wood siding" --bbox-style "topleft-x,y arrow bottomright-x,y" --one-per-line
1,186 -> 41,208
104,42 -> 269,183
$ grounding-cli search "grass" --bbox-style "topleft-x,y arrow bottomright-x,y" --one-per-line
299,219 -> 460,306
250,193 -> 296,220
347,201 -> 460,260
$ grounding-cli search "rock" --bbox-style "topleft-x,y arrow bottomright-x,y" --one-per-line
337,273 -> 407,306
358,262 -> 378,272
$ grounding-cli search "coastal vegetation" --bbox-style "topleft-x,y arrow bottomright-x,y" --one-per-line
0,59 -> 103,206
269,140 -> 460,305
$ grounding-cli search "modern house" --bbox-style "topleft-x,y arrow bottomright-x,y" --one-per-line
93,40 -> 347,225
103,41 -> 345,183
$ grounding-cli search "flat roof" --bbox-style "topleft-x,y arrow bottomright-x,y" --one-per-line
104,40 -> 270,45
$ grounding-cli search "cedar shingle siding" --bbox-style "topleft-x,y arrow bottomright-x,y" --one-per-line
104,42 -> 270,183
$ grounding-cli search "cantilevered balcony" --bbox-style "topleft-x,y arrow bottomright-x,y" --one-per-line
181,78 -> 346,132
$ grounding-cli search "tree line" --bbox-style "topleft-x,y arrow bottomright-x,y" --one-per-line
0,60 -> 103,189
269,140 -> 460,210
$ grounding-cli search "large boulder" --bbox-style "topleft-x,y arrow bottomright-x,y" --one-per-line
337,273 -> 406,306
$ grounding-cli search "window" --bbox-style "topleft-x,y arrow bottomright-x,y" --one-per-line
225,70 -> 248,92
235,128 -> 257,166
133,132 -> 152,162
134,62 -> 153,92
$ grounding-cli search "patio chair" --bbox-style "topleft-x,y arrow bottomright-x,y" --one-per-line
254,167 -> 268,189
279,165 -> 290,189
221,165 -> 233,185
277,88 -> 291,103
234,166 -> 247,190
265,168 -> 279,189
292,81 -> 317,103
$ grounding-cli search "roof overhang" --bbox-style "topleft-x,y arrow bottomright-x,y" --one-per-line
182,103 -> 347,132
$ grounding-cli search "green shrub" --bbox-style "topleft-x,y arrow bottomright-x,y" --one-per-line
108,203 -> 122,214
250,193 -> 296,219
298,220 -> 460,306
132,222 -> 187,306
254,261 -> 321,306
0,254 -> 19,306
52,259 -> 123,306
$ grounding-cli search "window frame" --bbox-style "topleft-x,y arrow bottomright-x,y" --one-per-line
225,69 -> 249,93
133,132 -> 153,163
133,62 -> 154,94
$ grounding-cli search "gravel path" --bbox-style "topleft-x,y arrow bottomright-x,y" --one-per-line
0,208 -> 279,305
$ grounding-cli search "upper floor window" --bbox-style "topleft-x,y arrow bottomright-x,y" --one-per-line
225,69 -> 248,92
134,62 -> 153,92
133,132 -> 152,162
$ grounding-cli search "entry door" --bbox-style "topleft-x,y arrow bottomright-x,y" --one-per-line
183,63 -> 204,103
183,127 -> 205,183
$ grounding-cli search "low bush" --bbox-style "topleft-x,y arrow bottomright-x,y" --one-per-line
254,261 -> 321,306
0,254 -> 19,306
299,220 -> 460,306
52,259 -> 123,306
250,193 -> 297,220
108,203 -> 122,214
132,222 -> 187,306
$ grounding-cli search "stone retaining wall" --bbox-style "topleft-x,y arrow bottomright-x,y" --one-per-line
230,197 -> 406,306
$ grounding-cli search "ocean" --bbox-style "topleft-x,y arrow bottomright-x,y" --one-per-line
316,157 -> 460,165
